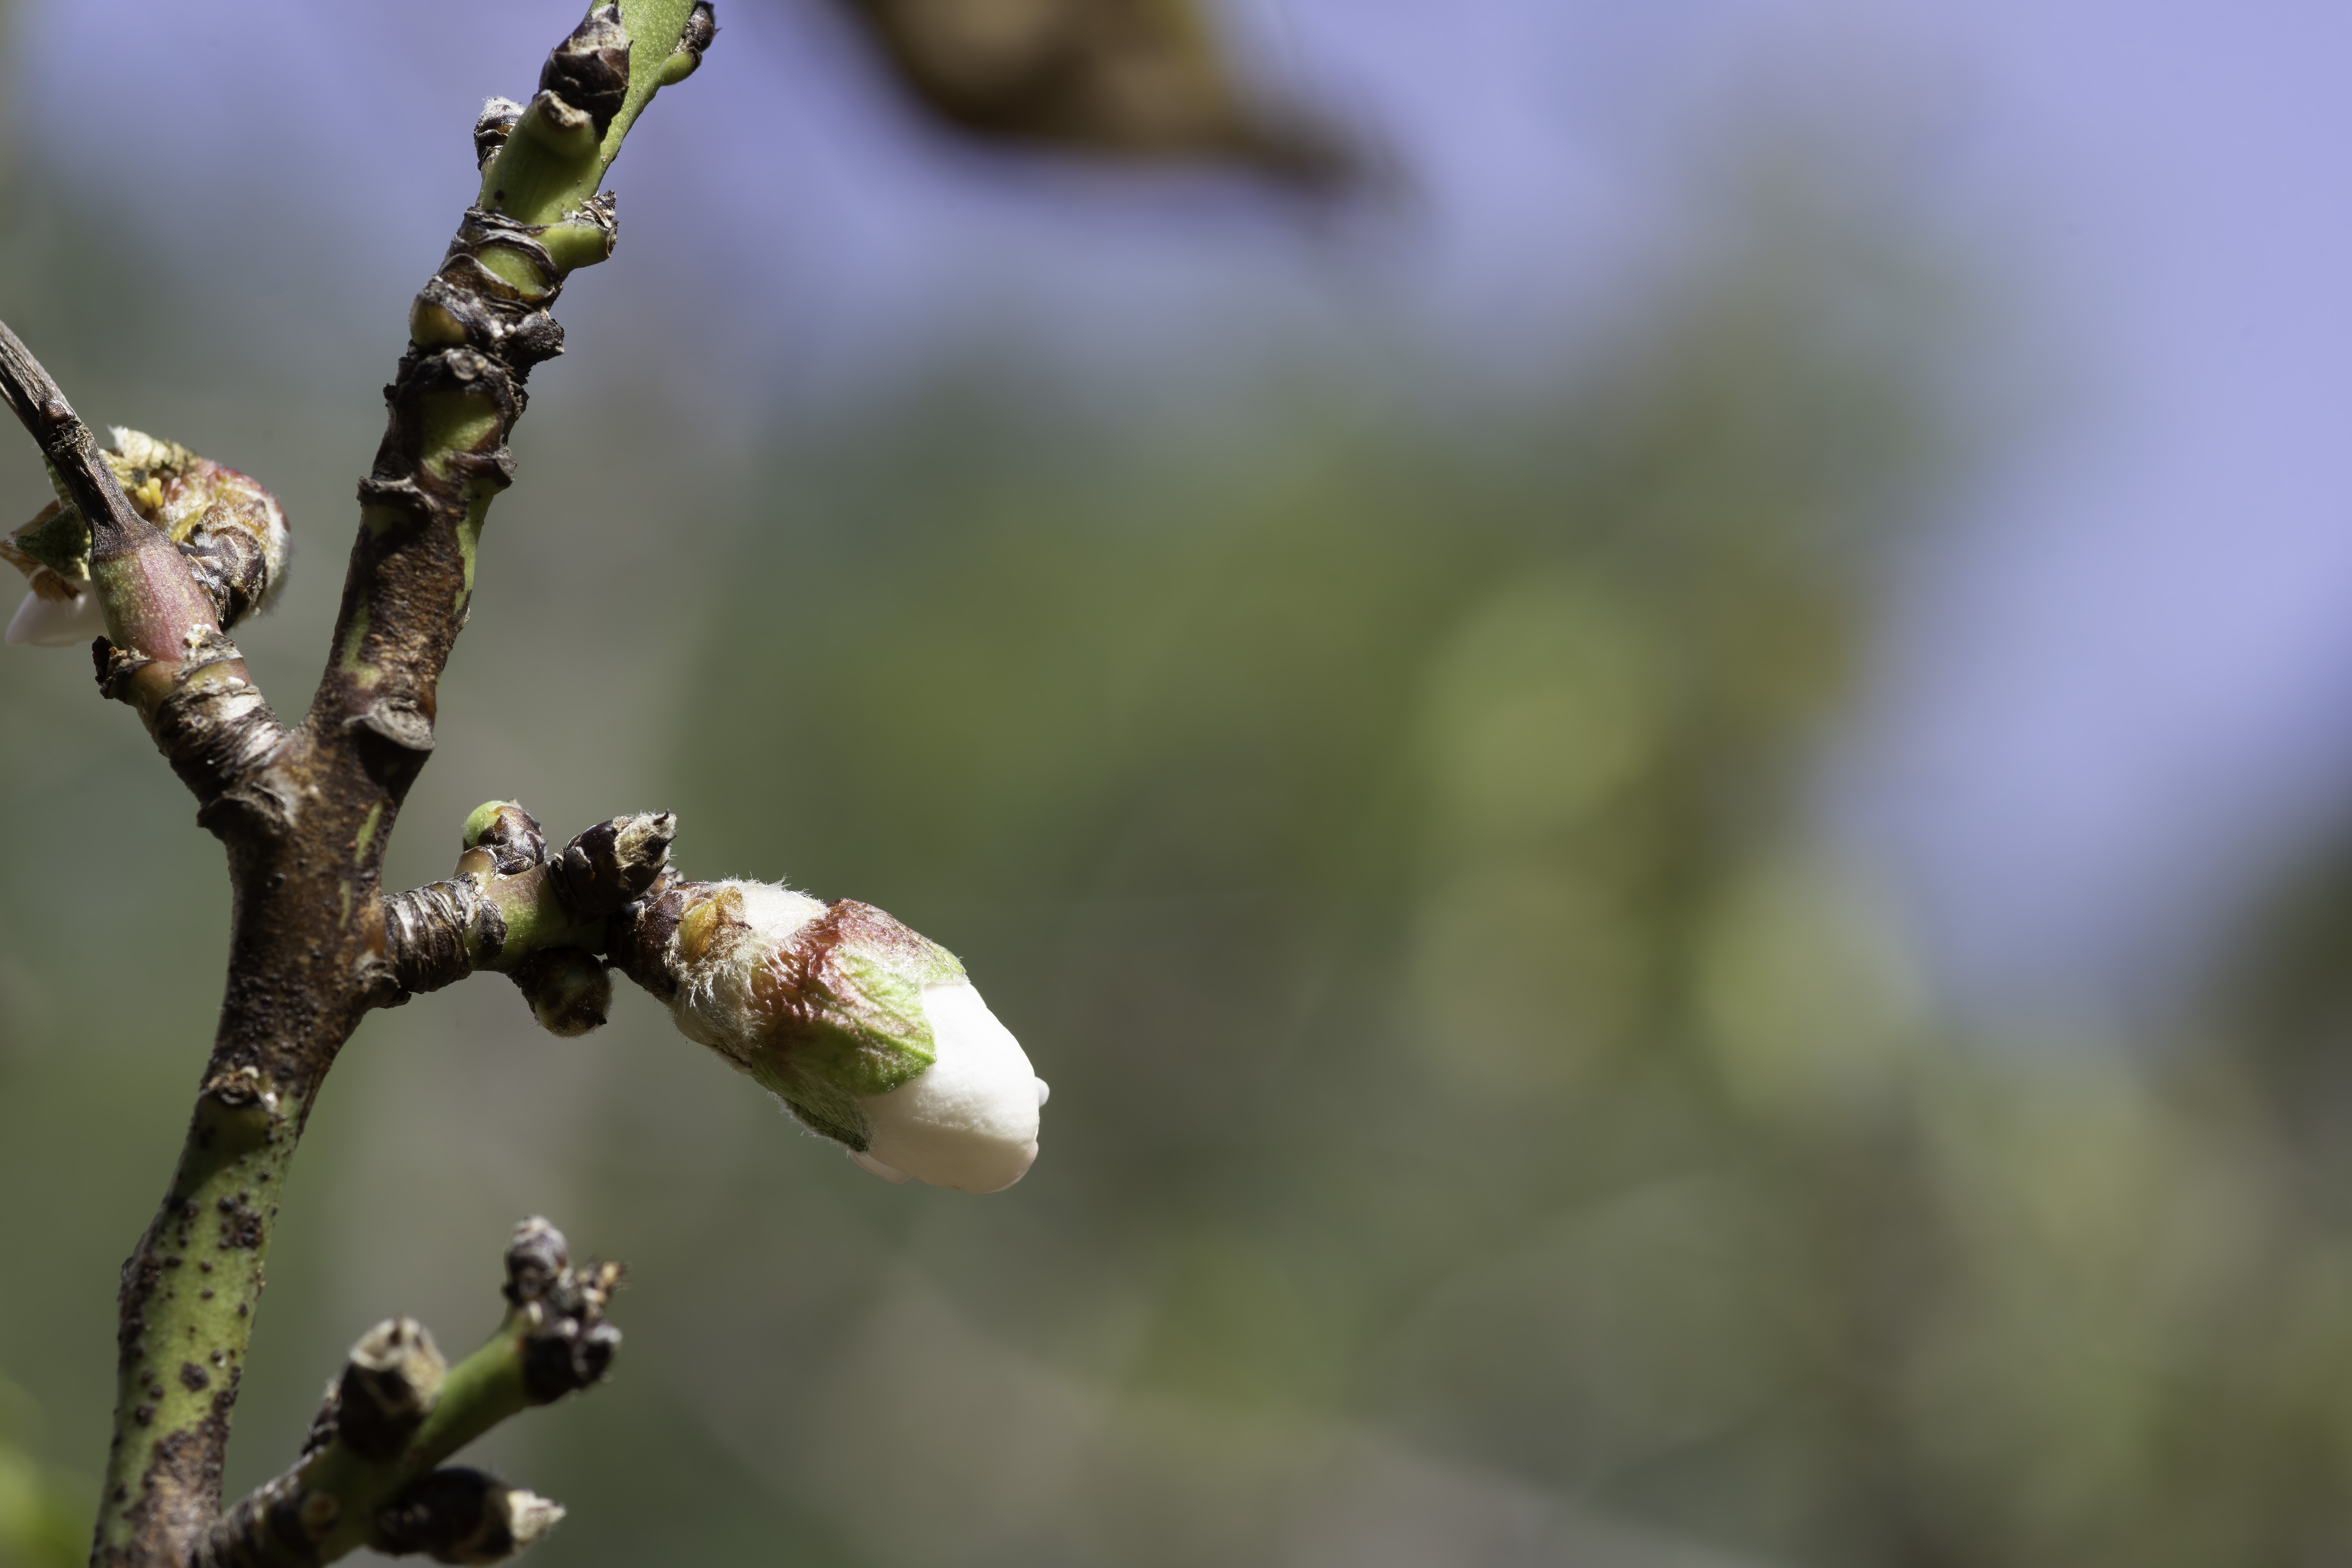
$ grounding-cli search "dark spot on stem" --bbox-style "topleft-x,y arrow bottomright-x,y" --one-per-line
216,1193 -> 263,1250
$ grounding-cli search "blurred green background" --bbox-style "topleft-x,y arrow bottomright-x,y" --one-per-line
8,5 -> 2352,1568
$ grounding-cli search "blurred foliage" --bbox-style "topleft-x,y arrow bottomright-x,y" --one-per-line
4,45 -> 2352,1568
592,206 -> 2352,1565
0,1381 -> 80,1568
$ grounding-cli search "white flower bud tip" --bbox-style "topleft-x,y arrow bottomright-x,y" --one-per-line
858,981 -> 1042,1193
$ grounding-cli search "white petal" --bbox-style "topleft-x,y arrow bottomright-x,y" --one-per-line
848,1149 -> 912,1184
1036,1078 -> 1051,1107
6,587 -> 102,647
503,1489 -> 566,1548
860,982 -> 1041,1193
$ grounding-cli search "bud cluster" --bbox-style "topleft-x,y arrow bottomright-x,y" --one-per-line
193,1219 -> 608,1568
2,427 -> 289,646
503,1216 -> 623,1403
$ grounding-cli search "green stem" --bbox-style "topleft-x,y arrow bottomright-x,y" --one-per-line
98,1077 -> 297,1553
300,1325 -> 534,1563
86,4 -> 711,1556
191,1220 -> 620,1567
476,863 -> 608,965
481,0 -> 706,233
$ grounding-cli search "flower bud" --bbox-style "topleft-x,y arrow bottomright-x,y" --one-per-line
539,3 -> 631,137
659,3 -> 718,86
374,1467 -> 564,1565
511,948 -> 612,1038
461,799 -> 547,876
634,881 -> 1045,1192
474,96 -> 527,170
337,1317 -> 447,1461
2,428 -> 289,645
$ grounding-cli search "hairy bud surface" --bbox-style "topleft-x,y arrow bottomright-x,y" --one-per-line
642,880 -> 1046,1191
3,427 -> 289,645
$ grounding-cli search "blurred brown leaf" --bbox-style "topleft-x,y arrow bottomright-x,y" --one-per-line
833,0 -> 1357,188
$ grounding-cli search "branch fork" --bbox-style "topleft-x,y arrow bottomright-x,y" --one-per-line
5,3 -> 1045,1562
0,7 -> 716,1564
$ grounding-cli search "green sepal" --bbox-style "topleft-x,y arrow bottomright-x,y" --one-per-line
752,935 -> 964,1149
12,499 -> 90,582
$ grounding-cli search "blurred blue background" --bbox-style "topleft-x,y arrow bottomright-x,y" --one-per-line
6,3 -> 2352,1565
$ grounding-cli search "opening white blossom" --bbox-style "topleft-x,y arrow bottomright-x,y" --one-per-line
856,982 -> 1042,1193
2,427 -> 291,650
6,583 -> 101,646
649,880 -> 1046,1194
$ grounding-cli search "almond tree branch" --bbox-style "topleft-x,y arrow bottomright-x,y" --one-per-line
192,1219 -> 620,1568
0,320 -> 267,732
35,8 -> 718,1564
382,803 -> 674,1035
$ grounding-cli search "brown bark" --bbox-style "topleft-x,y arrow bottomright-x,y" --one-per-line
0,7 -> 715,1562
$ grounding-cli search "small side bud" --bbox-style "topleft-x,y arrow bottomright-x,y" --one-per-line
628,882 -> 1045,1192
659,2 -> 718,86
501,1217 -> 623,1403
547,811 -> 674,919
510,948 -> 612,1038
376,1468 -> 559,1565
518,1272 -> 622,1403
515,89 -> 599,158
503,1490 -> 566,1552
539,3 -> 631,136
337,1317 -> 447,1461
199,1063 -> 277,1112
474,96 -> 526,169
503,1217 -> 571,1307
462,800 -> 547,875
